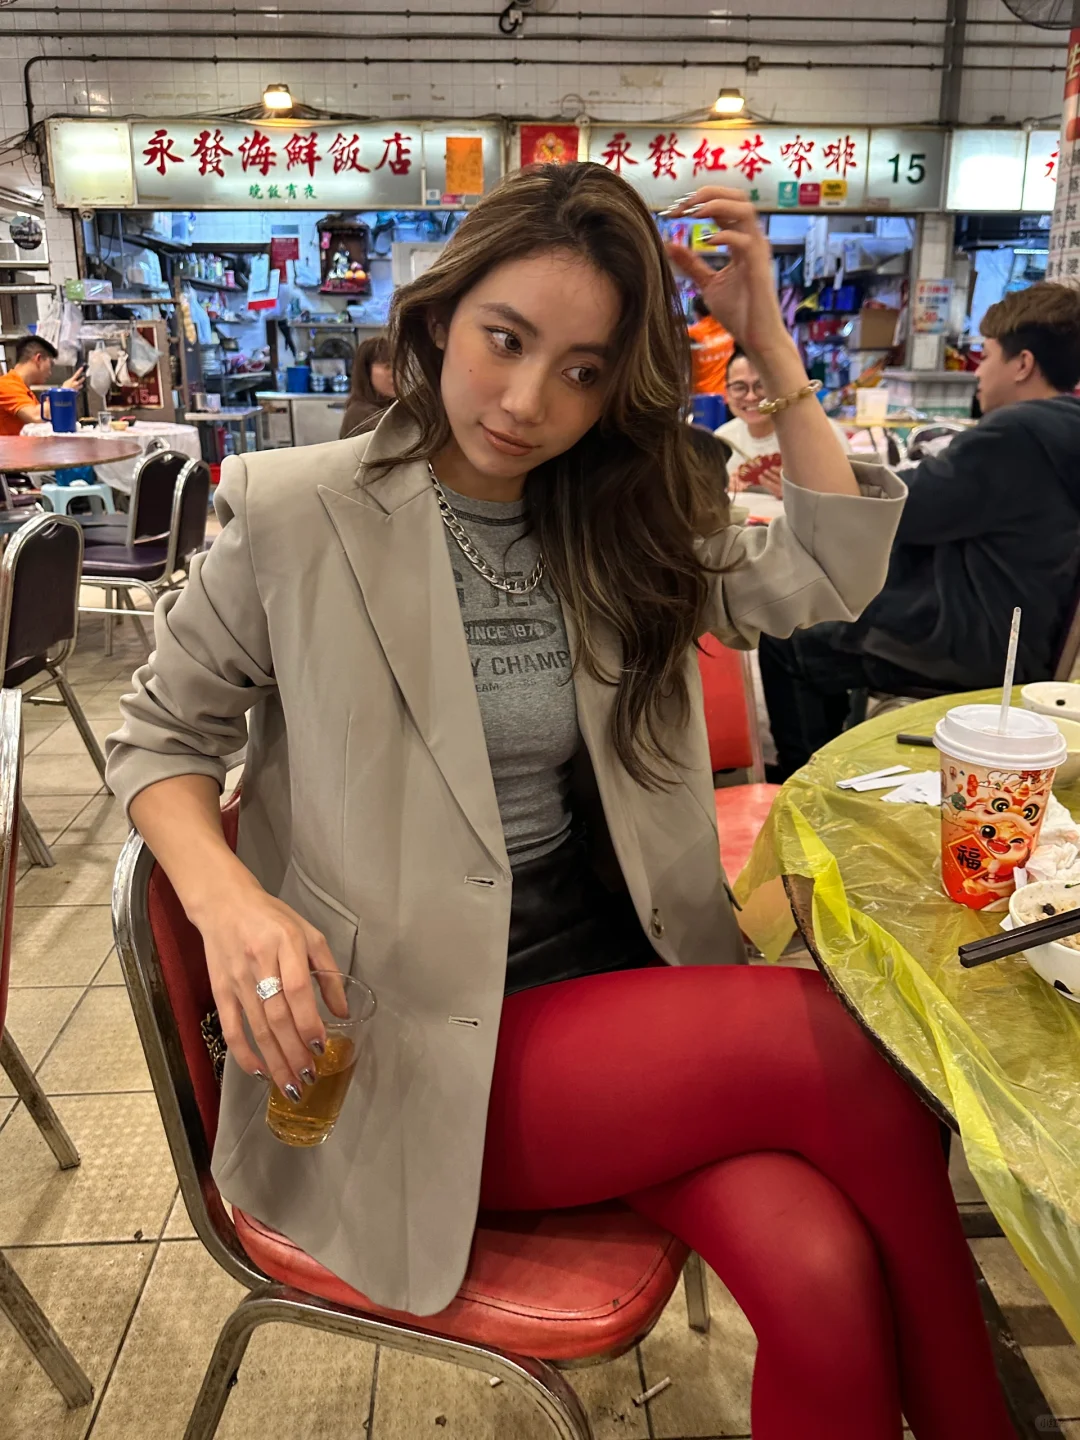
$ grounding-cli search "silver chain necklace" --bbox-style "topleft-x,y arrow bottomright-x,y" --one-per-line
428,463 -> 545,596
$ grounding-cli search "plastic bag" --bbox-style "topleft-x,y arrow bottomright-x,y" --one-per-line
57,302 -> 82,368
734,687 -> 1080,1345
86,342 -> 115,396
127,329 -> 161,379
113,350 -> 133,389
35,296 -> 62,350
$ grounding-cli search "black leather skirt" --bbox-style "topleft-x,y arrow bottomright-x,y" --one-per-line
505,829 -> 659,996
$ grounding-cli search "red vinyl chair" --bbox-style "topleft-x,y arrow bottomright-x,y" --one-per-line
698,635 -> 782,884
113,793 -> 712,1440
0,690 -> 93,1409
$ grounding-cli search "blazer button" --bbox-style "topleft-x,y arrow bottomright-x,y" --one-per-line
650,908 -> 665,939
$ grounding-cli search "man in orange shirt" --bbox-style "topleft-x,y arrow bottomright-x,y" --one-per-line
686,294 -> 734,395
0,336 -> 84,436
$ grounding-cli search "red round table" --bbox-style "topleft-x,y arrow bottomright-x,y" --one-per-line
0,435 -> 143,472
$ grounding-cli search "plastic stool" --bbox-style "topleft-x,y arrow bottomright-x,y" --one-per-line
40,481 -> 116,517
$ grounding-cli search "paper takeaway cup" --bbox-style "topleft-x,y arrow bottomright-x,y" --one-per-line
934,704 -> 1067,911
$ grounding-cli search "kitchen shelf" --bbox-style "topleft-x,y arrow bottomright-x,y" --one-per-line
182,278 -> 242,293
115,230 -> 188,257
221,370 -> 272,385
0,283 -> 54,295
188,242 -> 270,255
93,296 -> 175,306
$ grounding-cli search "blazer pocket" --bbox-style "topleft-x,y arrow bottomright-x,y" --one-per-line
279,857 -> 360,975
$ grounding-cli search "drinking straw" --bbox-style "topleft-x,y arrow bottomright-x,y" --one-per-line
998,607 -> 1022,735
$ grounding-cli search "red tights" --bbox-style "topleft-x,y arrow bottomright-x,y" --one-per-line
479,965 -> 1016,1440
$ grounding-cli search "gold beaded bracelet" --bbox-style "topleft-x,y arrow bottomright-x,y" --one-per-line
757,379 -> 822,416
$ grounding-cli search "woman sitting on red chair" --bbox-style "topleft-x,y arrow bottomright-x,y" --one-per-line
106,164 -> 1015,1440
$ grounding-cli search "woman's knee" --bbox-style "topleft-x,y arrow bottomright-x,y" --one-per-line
716,1154 -> 894,1356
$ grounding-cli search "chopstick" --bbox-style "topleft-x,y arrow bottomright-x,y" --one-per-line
957,904 -> 1080,968
896,733 -> 936,748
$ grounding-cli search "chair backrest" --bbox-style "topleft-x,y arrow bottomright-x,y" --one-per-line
0,690 -> 23,1037
903,423 -> 967,464
165,459 -> 211,575
113,793 -> 262,1288
128,449 -> 191,546
697,635 -> 765,781
0,513 -> 83,683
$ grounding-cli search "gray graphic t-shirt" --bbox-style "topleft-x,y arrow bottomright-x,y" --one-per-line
441,483 -> 578,865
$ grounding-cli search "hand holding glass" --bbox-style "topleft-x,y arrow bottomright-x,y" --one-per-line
266,971 -> 376,1146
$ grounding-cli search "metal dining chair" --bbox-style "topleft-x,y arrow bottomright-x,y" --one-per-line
80,448 -> 195,655
0,513 -> 108,867
79,456 -> 210,656
113,794 -> 711,1440
0,689 -> 93,1410
902,421 -> 968,464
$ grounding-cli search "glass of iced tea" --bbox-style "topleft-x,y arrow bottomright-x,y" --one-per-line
265,971 -> 376,1147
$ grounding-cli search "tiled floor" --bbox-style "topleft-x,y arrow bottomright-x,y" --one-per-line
2,610 -> 1080,1439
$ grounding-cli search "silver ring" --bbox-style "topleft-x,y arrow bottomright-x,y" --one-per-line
255,976 -> 284,1002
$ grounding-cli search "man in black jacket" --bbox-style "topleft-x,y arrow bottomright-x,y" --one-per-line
760,281 -> 1080,781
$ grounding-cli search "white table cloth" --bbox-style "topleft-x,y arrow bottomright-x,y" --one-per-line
22,421 -> 201,494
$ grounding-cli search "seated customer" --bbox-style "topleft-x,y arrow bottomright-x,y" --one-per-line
0,336 -> 84,436
760,281 -> 1080,781
717,348 -> 850,497
338,335 -> 394,438
687,293 -> 734,397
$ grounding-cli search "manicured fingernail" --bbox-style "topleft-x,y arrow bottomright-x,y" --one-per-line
300,1067 -> 316,1086
659,194 -> 697,216
309,1038 -> 325,1057
284,1083 -> 302,1104
253,1069 -> 268,1081
684,203 -> 707,215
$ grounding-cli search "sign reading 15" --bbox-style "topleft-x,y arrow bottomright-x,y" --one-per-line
886,152 -> 928,184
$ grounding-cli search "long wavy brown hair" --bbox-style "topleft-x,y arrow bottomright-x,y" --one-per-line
384,162 -> 730,787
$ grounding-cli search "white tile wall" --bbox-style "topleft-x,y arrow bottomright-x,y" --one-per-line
0,0 -> 1060,138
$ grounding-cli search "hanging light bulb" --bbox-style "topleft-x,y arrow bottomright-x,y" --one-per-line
712,89 -> 746,116
262,84 -> 294,113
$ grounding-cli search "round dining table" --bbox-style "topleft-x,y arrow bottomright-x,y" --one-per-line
734,689 -> 1080,1361
0,435 -> 143,472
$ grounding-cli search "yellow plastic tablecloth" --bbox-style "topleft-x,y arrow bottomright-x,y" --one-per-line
735,688 -> 1080,1343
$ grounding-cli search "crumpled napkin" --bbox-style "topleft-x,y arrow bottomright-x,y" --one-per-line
1023,794 -> 1080,885
882,771 -> 942,805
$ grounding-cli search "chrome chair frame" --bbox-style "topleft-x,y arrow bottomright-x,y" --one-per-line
901,421 -> 968,462
0,690 -> 91,1408
79,456 -> 209,656
0,515 -> 108,864
113,827 -> 710,1440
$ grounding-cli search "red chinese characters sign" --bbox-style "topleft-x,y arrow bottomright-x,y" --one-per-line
131,122 -> 435,208
586,126 -> 870,210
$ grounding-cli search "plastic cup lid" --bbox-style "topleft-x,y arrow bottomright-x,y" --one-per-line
933,703 -> 1067,769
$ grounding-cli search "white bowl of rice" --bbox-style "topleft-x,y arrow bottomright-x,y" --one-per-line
1007,880 -> 1080,1002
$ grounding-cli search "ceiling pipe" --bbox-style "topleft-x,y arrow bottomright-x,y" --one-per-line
7,4 -> 1056,23
6,25 -> 1063,50
21,51 -> 1069,139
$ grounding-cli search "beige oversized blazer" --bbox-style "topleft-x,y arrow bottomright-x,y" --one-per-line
106,405 -> 906,1316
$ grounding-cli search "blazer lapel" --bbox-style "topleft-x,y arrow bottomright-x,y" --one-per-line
318,418 -> 509,873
